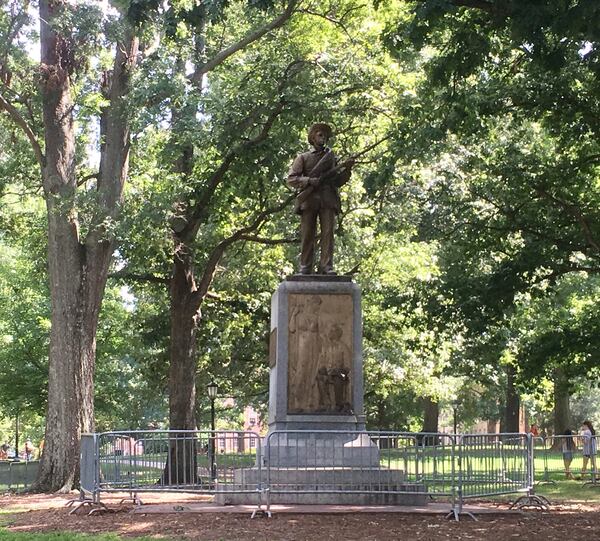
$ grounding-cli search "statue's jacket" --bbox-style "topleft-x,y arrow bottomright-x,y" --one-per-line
287,147 -> 348,215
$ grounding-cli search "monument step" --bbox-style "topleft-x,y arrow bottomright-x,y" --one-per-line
233,467 -> 406,484
216,482 -> 427,506
265,432 -> 381,467
214,467 -> 428,505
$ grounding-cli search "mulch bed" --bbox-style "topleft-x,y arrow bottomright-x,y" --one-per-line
1,493 -> 599,540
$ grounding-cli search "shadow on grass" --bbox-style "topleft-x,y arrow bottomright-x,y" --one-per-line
535,479 -> 600,503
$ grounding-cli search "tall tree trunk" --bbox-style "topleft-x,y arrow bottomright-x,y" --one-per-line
163,36 -> 291,482
162,240 -> 200,485
33,1 -> 138,491
376,399 -> 386,431
421,397 -> 439,445
553,367 -> 571,436
163,81 -> 200,483
169,246 -> 199,431
502,365 -> 520,434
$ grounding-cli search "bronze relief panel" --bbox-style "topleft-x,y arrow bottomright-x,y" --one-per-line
287,293 -> 353,414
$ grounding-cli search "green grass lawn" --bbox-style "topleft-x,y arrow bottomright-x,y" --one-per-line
98,451 -> 258,490
535,479 -> 600,503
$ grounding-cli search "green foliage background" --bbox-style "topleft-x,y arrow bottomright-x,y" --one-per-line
0,0 -> 599,440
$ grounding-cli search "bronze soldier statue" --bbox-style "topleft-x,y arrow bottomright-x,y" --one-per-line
287,123 -> 354,275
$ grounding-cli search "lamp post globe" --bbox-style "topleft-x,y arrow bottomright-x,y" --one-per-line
207,382 -> 218,400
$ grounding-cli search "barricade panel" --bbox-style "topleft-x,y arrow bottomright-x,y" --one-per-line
535,435 -> 598,482
0,460 -> 39,491
459,434 -> 531,499
81,429 -> 535,512
416,433 -> 457,498
264,430 -> 442,506
94,430 -> 262,496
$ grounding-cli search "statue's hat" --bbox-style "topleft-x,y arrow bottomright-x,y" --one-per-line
308,123 -> 333,144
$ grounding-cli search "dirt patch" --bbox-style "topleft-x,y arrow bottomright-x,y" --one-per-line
1,493 -> 600,540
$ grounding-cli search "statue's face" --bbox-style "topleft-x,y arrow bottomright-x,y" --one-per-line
312,130 -> 328,148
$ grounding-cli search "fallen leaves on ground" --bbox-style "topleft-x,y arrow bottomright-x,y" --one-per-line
1,493 -> 599,540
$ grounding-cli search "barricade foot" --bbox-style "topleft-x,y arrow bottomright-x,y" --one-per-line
582,479 -> 600,488
251,508 -> 272,519
67,500 -> 109,516
88,505 -> 113,516
510,495 -> 550,510
445,509 -> 477,522
119,492 -> 142,507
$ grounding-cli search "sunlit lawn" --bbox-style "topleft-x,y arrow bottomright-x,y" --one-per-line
535,479 -> 600,503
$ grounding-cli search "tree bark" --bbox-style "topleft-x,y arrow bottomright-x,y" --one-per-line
553,367 -> 571,436
422,397 -> 439,433
502,365 -> 520,434
161,239 -> 200,485
32,0 -> 138,491
421,397 -> 439,445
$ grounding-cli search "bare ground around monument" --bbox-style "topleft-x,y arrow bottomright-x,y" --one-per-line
1,492 -> 600,540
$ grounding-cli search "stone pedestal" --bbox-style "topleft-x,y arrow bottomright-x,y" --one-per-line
268,275 -> 365,431
266,275 -> 379,469
215,276 -> 428,506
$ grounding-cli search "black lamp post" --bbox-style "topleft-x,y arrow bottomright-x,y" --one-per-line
207,382 -> 218,481
14,410 -> 19,461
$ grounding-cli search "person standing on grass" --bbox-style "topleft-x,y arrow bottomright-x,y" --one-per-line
24,439 -> 34,461
562,429 -> 576,480
580,420 -> 597,480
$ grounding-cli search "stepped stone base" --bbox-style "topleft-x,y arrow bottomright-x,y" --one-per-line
215,468 -> 428,506
265,431 -> 380,467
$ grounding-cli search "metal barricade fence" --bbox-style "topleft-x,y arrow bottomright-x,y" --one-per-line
264,431 -> 451,507
416,432 -> 457,500
534,435 -> 598,483
264,431 -> 533,517
79,430 -> 264,511
532,436 -> 552,485
457,434 -> 531,501
0,460 -> 39,492
79,430 -> 534,517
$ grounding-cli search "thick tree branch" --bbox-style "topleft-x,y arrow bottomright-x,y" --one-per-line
298,7 -> 357,42
192,193 -> 295,304
176,58 -> 311,242
190,0 -> 299,83
77,172 -> 99,186
530,265 -> 600,286
1,1 -> 30,58
534,187 -> 600,253
0,92 -> 45,167
237,235 -> 297,245
182,100 -> 286,240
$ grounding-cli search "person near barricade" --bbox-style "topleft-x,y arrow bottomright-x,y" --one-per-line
529,424 -> 539,437
24,438 -> 34,461
580,420 -> 597,481
0,442 -> 8,460
561,429 -> 576,480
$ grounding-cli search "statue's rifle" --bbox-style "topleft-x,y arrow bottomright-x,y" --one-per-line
319,134 -> 392,184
